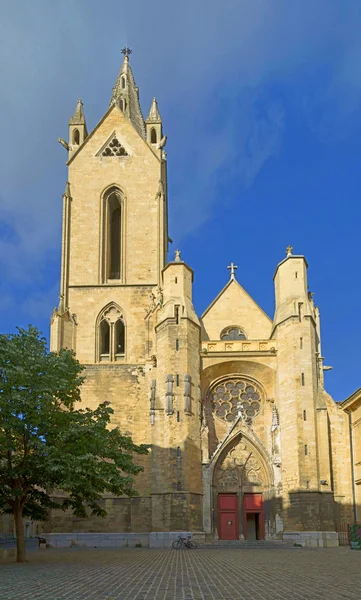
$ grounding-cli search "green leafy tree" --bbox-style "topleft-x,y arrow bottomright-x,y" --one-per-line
0,326 -> 148,562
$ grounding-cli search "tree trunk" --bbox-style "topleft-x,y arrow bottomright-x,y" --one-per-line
13,504 -> 26,562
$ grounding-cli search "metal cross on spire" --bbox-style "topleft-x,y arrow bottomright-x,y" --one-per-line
121,45 -> 132,58
227,262 -> 238,280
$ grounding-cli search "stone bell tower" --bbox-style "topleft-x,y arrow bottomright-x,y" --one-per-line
49,49 -> 181,533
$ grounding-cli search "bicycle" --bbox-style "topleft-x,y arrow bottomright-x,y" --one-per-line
172,535 -> 198,549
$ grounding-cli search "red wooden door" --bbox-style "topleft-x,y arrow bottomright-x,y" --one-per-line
218,494 -> 238,540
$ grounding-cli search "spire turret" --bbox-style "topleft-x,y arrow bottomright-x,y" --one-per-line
146,97 -> 163,146
69,98 -> 87,127
110,50 -> 145,139
146,97 -> 162,122
68,99 -> 88,157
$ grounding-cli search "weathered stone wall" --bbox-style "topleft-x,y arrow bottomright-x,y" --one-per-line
43,496 -> 152,533
150,261 -> 203,531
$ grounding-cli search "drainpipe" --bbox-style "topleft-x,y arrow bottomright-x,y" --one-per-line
347,409 -> 357,524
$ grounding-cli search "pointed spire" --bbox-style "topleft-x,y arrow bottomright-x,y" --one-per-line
62,181 -> 71,198
110,50 -> 145,139
69,99 -> 86,126
146,97 -> 162,123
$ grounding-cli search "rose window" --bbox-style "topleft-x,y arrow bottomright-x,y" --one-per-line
209,378 -> 262,423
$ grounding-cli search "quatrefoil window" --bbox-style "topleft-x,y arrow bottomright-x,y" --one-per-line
209,378 -> 262,423
101,136 -> 128,157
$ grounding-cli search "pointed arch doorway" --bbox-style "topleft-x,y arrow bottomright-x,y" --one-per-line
213,434 -> 270,540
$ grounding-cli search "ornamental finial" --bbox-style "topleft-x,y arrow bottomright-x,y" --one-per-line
175,249 -> 181,262
286,245 -> 293,257
121,46 -> 132,58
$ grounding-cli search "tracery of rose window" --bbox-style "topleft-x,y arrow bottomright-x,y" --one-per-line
209,378 -> 262,423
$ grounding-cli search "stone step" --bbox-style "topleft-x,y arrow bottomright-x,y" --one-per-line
201,540 -> 295,549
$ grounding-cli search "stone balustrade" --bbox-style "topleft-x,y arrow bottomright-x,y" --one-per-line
201,340 -> 277,354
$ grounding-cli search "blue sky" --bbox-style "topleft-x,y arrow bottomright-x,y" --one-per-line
0,1 -> 360,401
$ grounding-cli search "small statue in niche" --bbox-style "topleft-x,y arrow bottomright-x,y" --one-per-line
144,292 -> 156,318
156,286 -> 163,307
149,291 -> 156,310
165,374 -> 174,415
201,421 -> 210,462
271,406 -> 281,464
184,374 -> 191,414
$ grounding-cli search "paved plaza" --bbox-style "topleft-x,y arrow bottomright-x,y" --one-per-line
0,547 -> 360,600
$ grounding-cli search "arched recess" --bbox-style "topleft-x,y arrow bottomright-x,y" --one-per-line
73,129 -> 80,145
201,360 -> 275,409
220,326 -> 247,340
150,128 -> 157,144
96,302 -> 126,362
206,430 -> 275,540
201,363 -> 273,461
211,430 -> 274,493
100,186 -> 126,283
200,361 -> 278,538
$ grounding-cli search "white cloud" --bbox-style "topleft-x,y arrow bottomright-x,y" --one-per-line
0,0 -> 360,283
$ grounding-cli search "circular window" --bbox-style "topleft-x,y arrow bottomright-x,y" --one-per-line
209,377 -> 262,423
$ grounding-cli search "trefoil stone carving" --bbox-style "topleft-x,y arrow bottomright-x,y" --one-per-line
100,135 -> 128,157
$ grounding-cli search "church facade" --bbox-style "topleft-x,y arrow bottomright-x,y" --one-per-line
49,52 -> 357,546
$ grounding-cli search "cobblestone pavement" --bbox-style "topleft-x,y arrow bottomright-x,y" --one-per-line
0,547 -> 360,600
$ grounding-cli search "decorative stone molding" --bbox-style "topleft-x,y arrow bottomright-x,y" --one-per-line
184,374 -> 191,415
150,380 -> 156,425
201,340 -> 277,354
165,374 -> 174,415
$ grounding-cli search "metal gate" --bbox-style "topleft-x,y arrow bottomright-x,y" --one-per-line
335,522 -> 350,546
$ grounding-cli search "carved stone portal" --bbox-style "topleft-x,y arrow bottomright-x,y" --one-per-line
214,437 -> 265,492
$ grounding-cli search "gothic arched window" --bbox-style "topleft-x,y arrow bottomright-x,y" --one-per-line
150,128 -> 157,144
100,319 -> 110,357
109,195 -> 121,279
121,76 -> 126,89
97,303 -> 125,362
220,327 -> 247,341
114,319 -> 125,355
102,187 -> 123,281
73,129 -> 80,145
